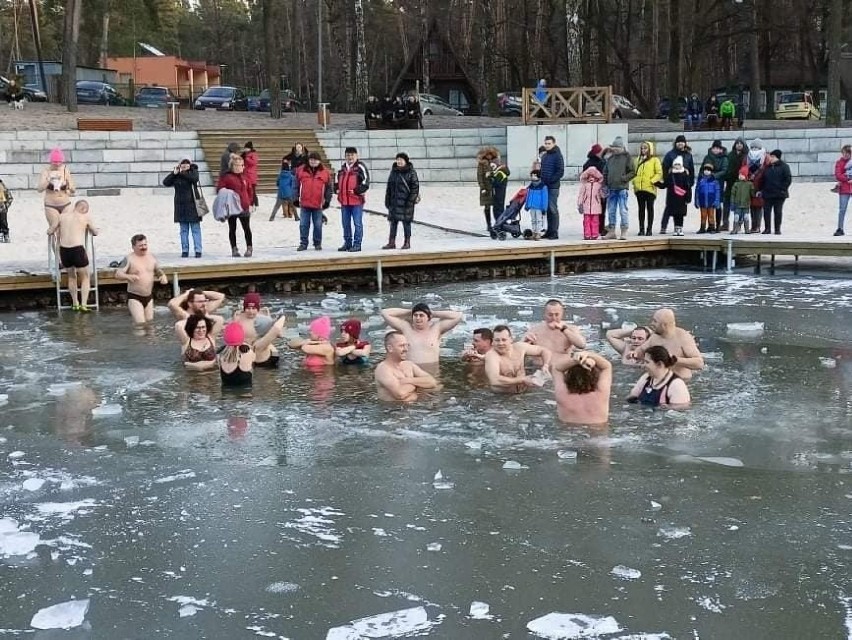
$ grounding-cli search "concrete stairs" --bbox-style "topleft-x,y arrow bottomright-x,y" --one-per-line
196,129 -> 328,193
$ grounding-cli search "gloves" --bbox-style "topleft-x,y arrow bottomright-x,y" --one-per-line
577,204 -> 584,215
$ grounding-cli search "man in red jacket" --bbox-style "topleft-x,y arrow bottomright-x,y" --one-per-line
294,152 -> 332,251
335,146 -> 370,252
833,144 -> 852,236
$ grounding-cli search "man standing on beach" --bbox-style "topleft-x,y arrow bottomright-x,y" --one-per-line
113,234 -> 168,324
47,200 -> 98,312
381,302 -> 463,368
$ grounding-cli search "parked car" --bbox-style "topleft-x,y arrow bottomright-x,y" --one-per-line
481,92 -> 522,117
419,93 -> 463,116
76,81 -> 125,106
247,94 -> 261,111
0,76 -> 48,102
612,94 -> 643,119
134,86 -> 177,108
655,96 -> 687,119
775,91 -> 821,120
193,86 -> 249,111
257,89 -> 301,113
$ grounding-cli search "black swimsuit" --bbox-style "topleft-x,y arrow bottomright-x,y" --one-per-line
220,367 -> 252,388
638,372 -> 679,406
255,354 -> 280,369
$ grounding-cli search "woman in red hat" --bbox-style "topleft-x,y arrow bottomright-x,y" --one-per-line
335,318 -> 372,365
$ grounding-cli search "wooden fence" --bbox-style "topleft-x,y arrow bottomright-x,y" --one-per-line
522,86 -> 613,124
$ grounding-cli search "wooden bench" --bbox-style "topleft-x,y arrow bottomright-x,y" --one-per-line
365,117 -> 422,131
76,118 -> 134,132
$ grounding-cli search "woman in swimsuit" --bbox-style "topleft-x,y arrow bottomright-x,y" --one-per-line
335,318 -> 371,365
289,315 -> 336,368
181,314 -> 218,372
37,148 -> 76,233
219,322 -> 255,388
627,345 -> 691,408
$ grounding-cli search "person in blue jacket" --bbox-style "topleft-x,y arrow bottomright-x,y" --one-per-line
539,135 -> 565,239
694,163 -> 721,233
524,170 -> 549,240
269,159 -> 297,221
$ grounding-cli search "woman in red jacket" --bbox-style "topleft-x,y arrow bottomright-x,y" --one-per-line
242,141 -> 259,211
834,144 -> 852,236
217,156 -> 254,257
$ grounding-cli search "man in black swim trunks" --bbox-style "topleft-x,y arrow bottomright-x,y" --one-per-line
47,200 -> 98,312
114,234 -> 168,324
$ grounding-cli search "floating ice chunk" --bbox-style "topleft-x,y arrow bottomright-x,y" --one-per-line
726,322 -> 764,337
426,542 -> 442,552
601,322 -> 611,329
518,309 -> 534,316
30,599 -> 90,630
46,382 -> 82,397
92,403 -> 122,418
179,604 -> 201,617
557,450 -> 578,461
22,478 -> 46,492
321,298 -> 342,310
372,528 -> 388,537
36,499 -> 98,520
0,393 -> 8,405
124,436 -> 139,448
621,322 -> 637,331
326,606 -> 439,639
650,501 -> 662,511
760,347 -> 768,354
819,357 -> 838,368
265,582 -> 300,594
0,518 -> 19,534
464,440 -> 483,450
469,601 -> 492,619
432,470 -> 454,490
8,450 -> 25,459
694,456 -> 744,468
526,612 -> 622,638
611,565 -> 642,580
657,525 -> 691,540
605,308 -> 618,316
0,528 -> 41,556
529,369 -> 552,387
502,460 -> 529,470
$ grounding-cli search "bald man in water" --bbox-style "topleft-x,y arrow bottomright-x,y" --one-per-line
633,307 -> 704,380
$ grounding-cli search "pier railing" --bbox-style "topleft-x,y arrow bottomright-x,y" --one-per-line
522,86 -> 613,124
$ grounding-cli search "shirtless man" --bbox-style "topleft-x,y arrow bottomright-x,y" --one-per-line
113,234 -> 168,324
461,327 -> 493,365
47,200 -> 98,312
524,299 -> 586,356
484,324 -> 552,394
552,350 -> 613,425
381,302 -> 463,367
632,308 -> 704,380
375,331 -> 440,402
232,292 -> 282,367
606,325 -> 652,365
168,288 -> 226,340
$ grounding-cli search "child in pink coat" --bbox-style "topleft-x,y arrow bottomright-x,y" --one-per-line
577,166 -> 604,240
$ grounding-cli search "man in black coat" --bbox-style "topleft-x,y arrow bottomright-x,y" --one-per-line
759,149 -> 792,235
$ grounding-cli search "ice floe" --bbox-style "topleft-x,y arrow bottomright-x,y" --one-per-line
526,612 -> 622,638
326,606 -> 440,639
30,599 -> 90,630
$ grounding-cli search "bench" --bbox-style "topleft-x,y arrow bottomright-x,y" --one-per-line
365,117 -> 422,131
76,118 -> 134,132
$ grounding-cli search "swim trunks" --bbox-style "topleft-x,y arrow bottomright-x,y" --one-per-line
127,291 -> 153,307
59,245 -> 89,269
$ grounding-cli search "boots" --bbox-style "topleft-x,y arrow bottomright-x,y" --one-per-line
604,227 -> 617,240
619,225 -> 628,240
674,226 -> 684,236
484,207 -> 497,239
697,226 -> 707,234
381,234 -> 396,250
231,246 -> 240,257
732,222 -> 741,234
401,238 -> 411,250
244,246 -> 253,258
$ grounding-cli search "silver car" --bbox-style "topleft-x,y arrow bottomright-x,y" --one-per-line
418,93 -> 463,116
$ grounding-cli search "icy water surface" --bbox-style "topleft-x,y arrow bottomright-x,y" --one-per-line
1,270 -> 851,638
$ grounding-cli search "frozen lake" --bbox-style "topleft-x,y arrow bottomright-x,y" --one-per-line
1,269 -> 851,638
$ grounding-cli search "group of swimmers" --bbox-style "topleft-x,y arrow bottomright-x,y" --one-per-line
160,284 -> 703,425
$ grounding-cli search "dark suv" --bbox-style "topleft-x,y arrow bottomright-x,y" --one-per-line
193,86 -> 249,111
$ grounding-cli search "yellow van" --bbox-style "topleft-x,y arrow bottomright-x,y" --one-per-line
775,91 -> 821,120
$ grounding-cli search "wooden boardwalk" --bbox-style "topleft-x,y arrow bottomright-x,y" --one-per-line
1,237 -> 848,298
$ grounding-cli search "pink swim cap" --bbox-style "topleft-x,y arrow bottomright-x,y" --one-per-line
49,148 -> 65,164
223,322 -> 245,347
309,316 -> 331,340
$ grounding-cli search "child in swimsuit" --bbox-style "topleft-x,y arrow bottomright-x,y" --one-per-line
335,318 -> 372,365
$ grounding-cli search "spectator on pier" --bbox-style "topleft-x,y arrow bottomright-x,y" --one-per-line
833,144 -> 852,236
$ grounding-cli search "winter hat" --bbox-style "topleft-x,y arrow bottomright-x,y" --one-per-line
749,138 -> 764,149
770,149 -> 783,160
309,316 -> 332,340
308,151 -> 322,161
341,318 -> 362,340
711,139 -> 723,149
395,152 -> 410,163
589,143 -> 603,156
243,292 -> 261,310
675,135 -> 687,145
611,136 -> 624,149
49,148 -> 65,164
344,146 -> 358,154
672,156 -> 685,172
223,322 -> 245,347
412,302 -> 432,318
702,163 -> 714,171
739,165 -> 749,179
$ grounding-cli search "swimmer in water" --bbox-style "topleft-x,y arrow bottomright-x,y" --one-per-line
627,345 -> 691,408
632,308 -> 704,380
289,315 -> 336,367
168,288 -> 226,340
523,299 -> 586,356
380,302 -> 463,366
484,324 -> 552,394
335,318 -> 371,365
552,349 -> 612,425
180,313 -> 218,372
461,327 -> 493,365
113,234 -> 168,325
219,322 -> 254,388
232,292 -> 286,367
374,331 -> 440,402
606,325 -> 651,365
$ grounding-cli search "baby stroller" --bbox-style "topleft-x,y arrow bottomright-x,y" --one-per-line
493,188 -> 527,240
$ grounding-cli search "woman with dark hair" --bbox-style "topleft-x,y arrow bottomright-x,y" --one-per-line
242,141 -> 259,211
383,152 -> 419,250
181,313 -> 218,371
627,345 -> 691,408
217,155 -> 253,257
163,158 -> 202,258
553,350 -> 612,425
284,143 -> 309,172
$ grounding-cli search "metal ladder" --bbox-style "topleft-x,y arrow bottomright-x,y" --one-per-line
48,232 -> 100,311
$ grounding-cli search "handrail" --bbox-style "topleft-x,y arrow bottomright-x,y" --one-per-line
522,86 -> 613,124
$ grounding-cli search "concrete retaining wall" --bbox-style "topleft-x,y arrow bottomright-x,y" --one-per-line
316,128 -> 507,183
0,130 -> 213,191
630,127 -> 852,179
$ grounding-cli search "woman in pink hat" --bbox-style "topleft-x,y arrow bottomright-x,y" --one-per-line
37,147 -> 76,233
288,315 -> 336,368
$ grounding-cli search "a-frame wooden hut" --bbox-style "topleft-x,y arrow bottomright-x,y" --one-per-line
390,19 -> 480,114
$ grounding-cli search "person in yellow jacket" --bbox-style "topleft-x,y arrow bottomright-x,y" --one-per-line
631,141 -> 663,236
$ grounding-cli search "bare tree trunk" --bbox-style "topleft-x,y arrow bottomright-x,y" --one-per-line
648,0 -> 658,111
397,9 -> 409,63
263,0 -> 282,118
666,0 -> 681,122
825,0 -> 843,126
421,1 -> 430,93
565,0 -> 581,85
62,0 -> 81,112
533,0 -> 546,81
579,0 -> 592,84
748,0 -> 762,117
354,0 -> 369,106
99,10 -> 110,67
